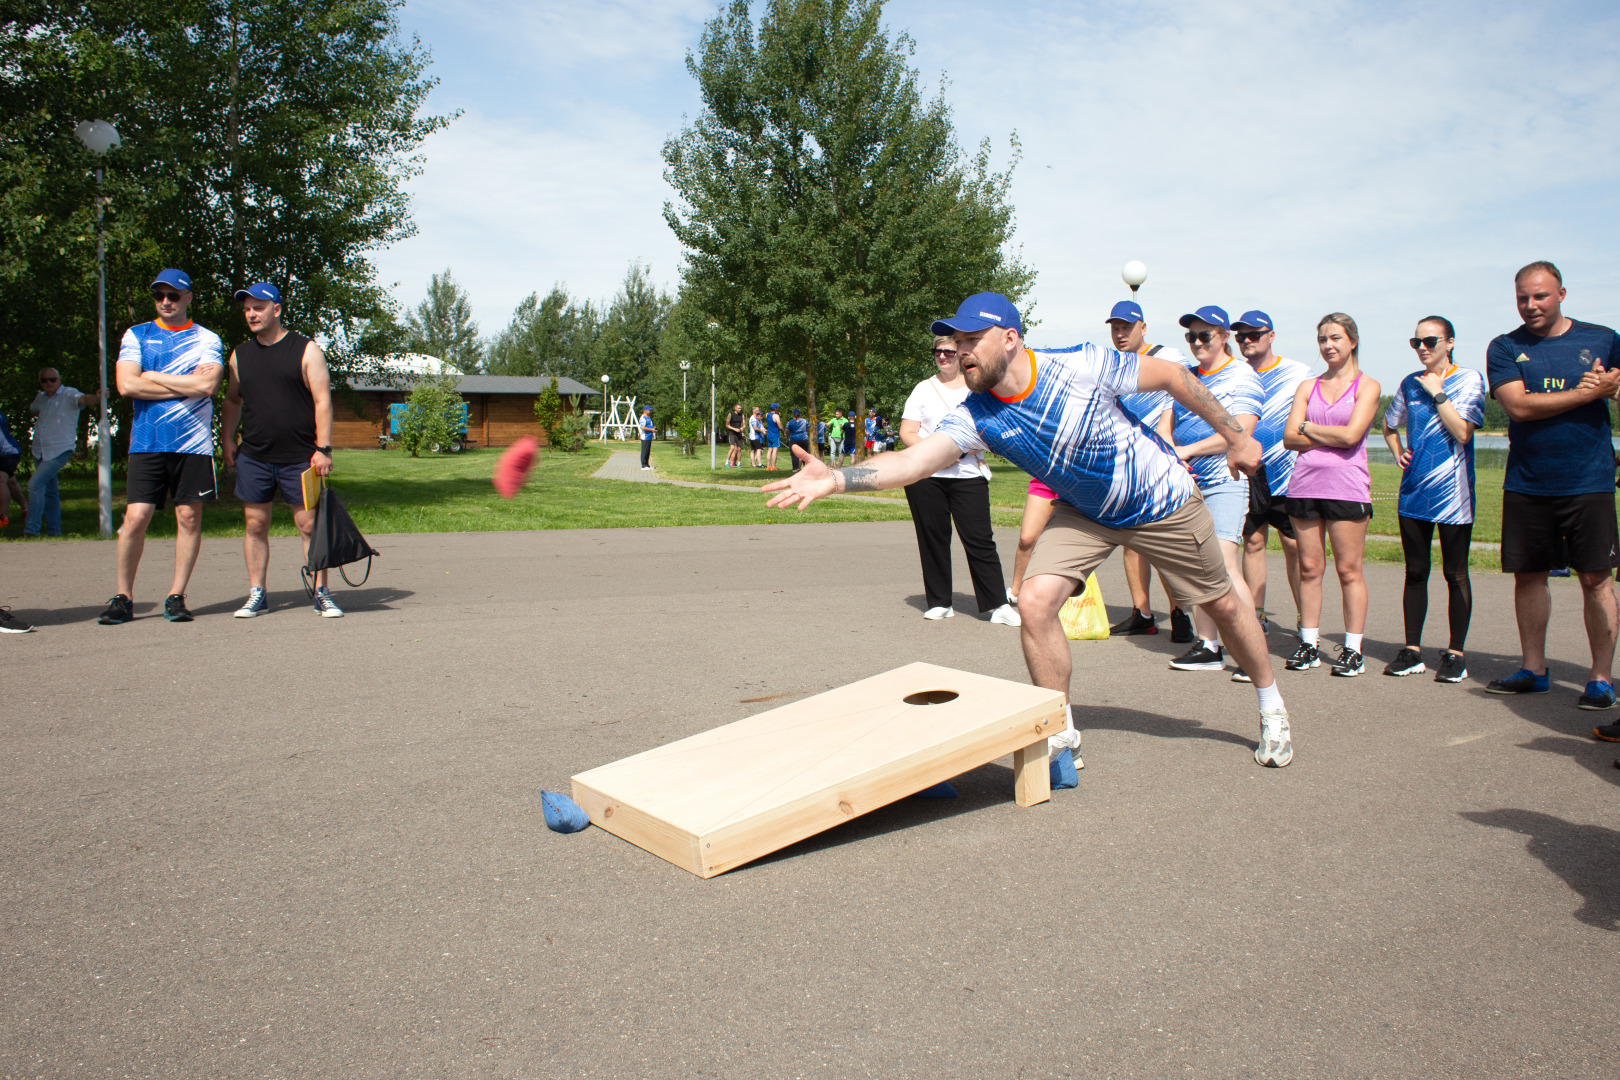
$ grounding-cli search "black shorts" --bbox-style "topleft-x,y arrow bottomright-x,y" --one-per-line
748,438 -> 763,450
1500,489 -> 1619,574
126,452 -> 217,508
1286,497 -> 1372,522
234,451 -> 306,506
0,452 -> 18,476
1242,463 -> 1297,539
726,430 -> 744,448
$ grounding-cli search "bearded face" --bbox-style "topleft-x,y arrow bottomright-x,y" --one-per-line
957,328 -> 1014,393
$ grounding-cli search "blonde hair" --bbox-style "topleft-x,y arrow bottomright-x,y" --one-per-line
1316,312 -> 1359,358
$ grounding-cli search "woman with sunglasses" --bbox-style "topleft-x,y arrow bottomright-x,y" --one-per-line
1282,313 -> 1382,676
1164,306 -> 1265,676
1380,318 -> 1486,683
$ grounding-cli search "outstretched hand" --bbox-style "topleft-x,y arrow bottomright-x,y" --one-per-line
1225,432 -> 1262,480
762,445 -> 838,509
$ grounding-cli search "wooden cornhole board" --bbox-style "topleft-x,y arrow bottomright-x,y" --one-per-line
570,662 -> 1065,878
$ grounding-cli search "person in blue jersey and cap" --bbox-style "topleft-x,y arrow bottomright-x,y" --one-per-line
763,292 -> 1297,769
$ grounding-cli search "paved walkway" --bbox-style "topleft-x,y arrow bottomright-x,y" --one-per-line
1,526 -> 1612,1078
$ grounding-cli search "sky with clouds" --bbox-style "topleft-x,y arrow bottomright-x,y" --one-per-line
377,0 -> 1620,387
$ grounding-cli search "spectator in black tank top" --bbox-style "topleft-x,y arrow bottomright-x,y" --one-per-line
221,282 -> 343,619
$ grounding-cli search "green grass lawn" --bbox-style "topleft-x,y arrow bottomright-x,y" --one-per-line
1,441 -> 1512,568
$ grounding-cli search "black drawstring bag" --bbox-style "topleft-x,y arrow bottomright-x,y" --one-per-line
301,485 -> 380,597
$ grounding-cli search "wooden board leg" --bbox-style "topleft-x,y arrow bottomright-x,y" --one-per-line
1012,737 -> 1050,807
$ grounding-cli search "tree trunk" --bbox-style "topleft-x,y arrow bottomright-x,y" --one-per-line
227,7 -> 244,286
854,335 -> 869,460
802,335 -> 818,439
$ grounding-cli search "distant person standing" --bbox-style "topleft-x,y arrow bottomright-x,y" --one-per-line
815,415 -> 828,460
638,405 -> 655,470
0,406 -> 23,529
844,411 -> 860,462
787,408 -> 811,472
826,409 -> 849,465
1233,311 -> 1311,638
1478,262 -> 1620,721
98,269 -> 224,625
765,404 -> 782,470
1381,316 -> 1485,682
1102,300 -> 1194,639
724,403 -> 745,468
748,406 -> 764,467
899,336 -> 1019,626
1282,314 -> 1381,676
24,368 -> 100,537
220,282 -> 341,619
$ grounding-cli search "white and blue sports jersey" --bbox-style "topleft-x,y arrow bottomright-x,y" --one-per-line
935,346 -> 1195,530
1248,355 -> 1313,495
118,321 -> 223,455
1383,366 -> 1487,524
1171,355 -> 1264,489
1116,342 -> 1192,427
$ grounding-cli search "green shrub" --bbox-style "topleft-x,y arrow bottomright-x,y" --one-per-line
552,412 -> 589,453
674,408 -> 704,455
397,371 -> 466,457
533,377 -> 563,453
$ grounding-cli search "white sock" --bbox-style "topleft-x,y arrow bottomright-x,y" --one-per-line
1344,632 -> 1363,652
1202,639 -> 1220,652
1301,627 -> 1320,646
1256,682 -> 1285,712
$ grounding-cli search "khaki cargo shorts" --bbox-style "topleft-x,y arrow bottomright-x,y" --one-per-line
1024,493 -> 1232,608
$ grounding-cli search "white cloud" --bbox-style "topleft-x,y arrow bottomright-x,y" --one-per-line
381,0 -> 1620,383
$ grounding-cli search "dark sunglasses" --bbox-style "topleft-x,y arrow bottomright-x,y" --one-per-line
1409,336 -> 1445,350
152,290 -> 183,303
39,376 -> 59,383
1184,330 -> 1218,345
931,348 -> 957,358
1234,330 -> 1270,343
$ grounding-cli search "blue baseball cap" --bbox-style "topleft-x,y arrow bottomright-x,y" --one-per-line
641,405 -> 651,412
1178,305 -> 1230,330
1232,310 -> 1274,331
233,281 -> 281,304
1107,300 -> 1144,324
930,292 -> 1023,336
150,268 -> 191,291
792,408 -> 801,415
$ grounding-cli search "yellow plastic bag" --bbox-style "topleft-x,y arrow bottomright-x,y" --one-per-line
1059,572 -> 1110,640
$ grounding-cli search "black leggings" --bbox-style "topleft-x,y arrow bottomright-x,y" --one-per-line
1398,515 -> 1472,651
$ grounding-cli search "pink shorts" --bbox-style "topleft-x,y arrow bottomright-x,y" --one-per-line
1028,477 -> 1057,500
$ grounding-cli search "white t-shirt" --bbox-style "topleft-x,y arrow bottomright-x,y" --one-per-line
902,376 -> 987,480
30,385 -> 86,460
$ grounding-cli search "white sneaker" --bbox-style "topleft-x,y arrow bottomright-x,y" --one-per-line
923,606 -> 955,620
1256,708 -> 1293,768
1047,725 -> 1083,768
1006,586 -> 1019,607
989,604 -> 1021,626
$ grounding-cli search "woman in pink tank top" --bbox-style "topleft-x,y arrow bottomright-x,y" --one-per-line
1281,313 -> 1383,677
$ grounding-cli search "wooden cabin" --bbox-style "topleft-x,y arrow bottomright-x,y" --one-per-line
332,374 -> 601,449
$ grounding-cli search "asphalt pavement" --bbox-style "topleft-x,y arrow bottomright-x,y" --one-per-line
2,522 -> 1616,1079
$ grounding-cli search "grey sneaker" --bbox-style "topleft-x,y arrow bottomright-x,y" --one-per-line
313,586 -> 344,618
234,587 -> 269,618
0,606 -> 35,633
1257,708 -> 1293,767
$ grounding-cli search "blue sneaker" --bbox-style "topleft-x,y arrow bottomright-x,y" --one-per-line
1485,668 -> 1549,695
1578,680 -> 1618,711
234,586 -> 268,618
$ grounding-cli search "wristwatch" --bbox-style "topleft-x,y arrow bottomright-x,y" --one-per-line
1297,420 -> 1308,435
314,445 -> 332,455
1431,392 -> 1449,405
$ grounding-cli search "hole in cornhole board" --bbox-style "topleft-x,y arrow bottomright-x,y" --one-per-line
903,689 -> 959,705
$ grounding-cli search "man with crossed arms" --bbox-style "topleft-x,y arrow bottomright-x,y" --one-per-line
765,292 -> 1293,768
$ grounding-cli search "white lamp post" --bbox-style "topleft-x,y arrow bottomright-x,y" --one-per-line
599,374 -> 609,440
706,322 -> 719,470
1121,260 -> 1148,296
75,120 -> 120,538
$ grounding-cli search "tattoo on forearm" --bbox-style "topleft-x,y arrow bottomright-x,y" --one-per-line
1178,367 -> 1243,434
840,466 -> 880,492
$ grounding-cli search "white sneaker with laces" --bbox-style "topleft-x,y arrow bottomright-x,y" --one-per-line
313,586 -> 345,618
1047,725 -> 1084,768
989,604 -> 1021,626
923,606 -> 955,620
1256,707 -> 1293,767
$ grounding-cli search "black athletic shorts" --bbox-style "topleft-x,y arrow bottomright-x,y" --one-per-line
727,430 -> 744,448
1500,489 -> 1619,574
1285,497 -> 1372,522
126,452 -> 217,508
1243,463 -> 1296,539
748,438 -> 763,450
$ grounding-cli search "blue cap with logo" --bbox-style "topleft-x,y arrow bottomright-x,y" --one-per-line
1107,300 -> 1144,324
1232,310 -> 1273,331
1178,305 -> 1230,330
792,408 -> 801,415
151,268 -> 191,291
233,281 -> 282,304
930,292 -> 1023,337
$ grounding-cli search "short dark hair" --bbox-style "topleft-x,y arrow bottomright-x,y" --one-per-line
1515,260 -> 1562,286
1417,315 -> 1456,340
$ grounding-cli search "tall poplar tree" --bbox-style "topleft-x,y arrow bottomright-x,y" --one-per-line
663,0 -> 1031,428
